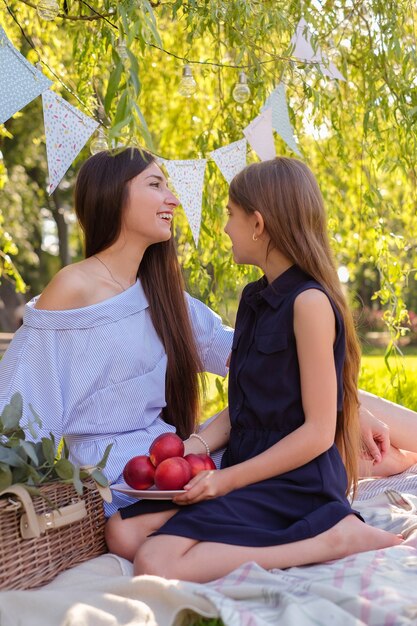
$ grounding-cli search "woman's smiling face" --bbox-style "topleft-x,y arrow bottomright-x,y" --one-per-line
121,162 -> 179,245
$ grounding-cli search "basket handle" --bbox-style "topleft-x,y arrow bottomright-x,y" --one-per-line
0,484 -> 87,539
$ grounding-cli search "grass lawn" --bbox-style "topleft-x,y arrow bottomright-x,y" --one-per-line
360,346 -> 417,411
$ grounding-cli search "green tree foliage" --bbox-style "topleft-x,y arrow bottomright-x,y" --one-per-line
0,0 -> 416,353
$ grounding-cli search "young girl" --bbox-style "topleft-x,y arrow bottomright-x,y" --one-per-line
106,157 -> 402,581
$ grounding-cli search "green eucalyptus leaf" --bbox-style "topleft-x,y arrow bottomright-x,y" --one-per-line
0,462 -> 13,490
20,441 -> 39,466
26,465 -> 43,484
71,465 -> 83,496
97,443 -> 113,470
28,403 -> 43,429
33,441 -> 46,466
54,458 -> 74,481
90,468 -> 109,487
0,445 -> 26,468
1,392 -> 23,431
7,429 -> 26,446
12,464 -> 29,484
41,437 -> 56,466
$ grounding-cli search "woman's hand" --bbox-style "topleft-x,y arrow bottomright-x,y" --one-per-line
172,468 -> 235,505
359,405 -> 390,464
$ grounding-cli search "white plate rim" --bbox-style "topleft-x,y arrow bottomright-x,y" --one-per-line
110,483 -> 186,499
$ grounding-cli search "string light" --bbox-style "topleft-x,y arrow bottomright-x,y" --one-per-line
232,71 -> 251,103
90,127 -> 109,154
36,0 -> 60,21
178,65 -> 197,97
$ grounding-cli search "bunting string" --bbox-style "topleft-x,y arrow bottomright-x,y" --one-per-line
0,13 -> 346,244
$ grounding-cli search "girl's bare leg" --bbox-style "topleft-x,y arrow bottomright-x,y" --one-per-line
134,515 -> 402,583
105,508 -> 178,561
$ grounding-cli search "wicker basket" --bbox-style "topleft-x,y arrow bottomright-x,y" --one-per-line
0,479 -> 107,590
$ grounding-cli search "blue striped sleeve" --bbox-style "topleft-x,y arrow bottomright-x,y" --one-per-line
186,294 -> 233,376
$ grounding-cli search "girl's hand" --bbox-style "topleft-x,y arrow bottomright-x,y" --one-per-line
172,469 -> 234,505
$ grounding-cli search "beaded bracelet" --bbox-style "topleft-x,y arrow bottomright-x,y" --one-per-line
189,433 -> 210,456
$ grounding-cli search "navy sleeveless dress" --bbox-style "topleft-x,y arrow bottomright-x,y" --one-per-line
121,265 -> 361,546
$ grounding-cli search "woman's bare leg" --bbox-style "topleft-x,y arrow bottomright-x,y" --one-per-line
134,515 -> 402,583
359,390 -> 417,453
358,390 -> 417,476
359,446 -> 417,477
105,508 -> 178,561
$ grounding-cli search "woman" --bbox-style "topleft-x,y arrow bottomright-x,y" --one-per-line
0,148 -> 232,516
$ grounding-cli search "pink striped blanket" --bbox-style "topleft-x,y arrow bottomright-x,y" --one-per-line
1,466 -> 417,625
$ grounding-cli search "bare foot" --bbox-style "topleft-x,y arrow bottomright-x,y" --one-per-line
324,514 -> 403,559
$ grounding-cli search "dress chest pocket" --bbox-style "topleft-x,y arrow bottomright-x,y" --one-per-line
255,332 -> 288,354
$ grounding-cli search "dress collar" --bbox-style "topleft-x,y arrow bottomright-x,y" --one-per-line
244,265 -> 312,310
23,279 -> 149,330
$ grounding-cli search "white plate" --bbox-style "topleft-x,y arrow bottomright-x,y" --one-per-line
110,483 -> 186,499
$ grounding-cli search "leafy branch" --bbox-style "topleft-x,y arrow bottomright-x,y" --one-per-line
0,392 -> 112,496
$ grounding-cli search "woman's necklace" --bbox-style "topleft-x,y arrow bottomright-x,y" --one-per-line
93,255 -> 133,292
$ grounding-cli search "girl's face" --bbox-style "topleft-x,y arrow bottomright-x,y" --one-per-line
121,162 -> 179,245
224,198 -> 258,265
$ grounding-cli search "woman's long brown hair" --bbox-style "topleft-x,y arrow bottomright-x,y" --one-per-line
74,148 -> 202,439
229,157 -> 361,494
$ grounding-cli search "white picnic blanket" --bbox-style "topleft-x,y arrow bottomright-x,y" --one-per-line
1,467 -> 417,626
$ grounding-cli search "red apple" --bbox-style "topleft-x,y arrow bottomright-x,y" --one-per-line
123,455 -> 155,490
184,453 -> 215,477
154,456 -> 191,490
149,432 -> 184,467
184,453 -> 207,478
201,455 -> 216,471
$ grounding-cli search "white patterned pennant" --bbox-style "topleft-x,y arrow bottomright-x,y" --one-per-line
210,138 -> 247,184
291,18 -> 345,81
42,90 -> 99,194
162,159 -> 207,246
0,26 -> 52,125
243,108 -> 276,161
262,84 -> 301,156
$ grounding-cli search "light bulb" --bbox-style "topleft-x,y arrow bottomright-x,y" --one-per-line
37,0 -> 60,21
90,128 -> 109,155
232,71 -> 251,104
178,65 -> 197,97
116,38 -> 129,61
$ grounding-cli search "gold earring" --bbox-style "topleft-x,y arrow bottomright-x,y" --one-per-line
252,233 -> 258,242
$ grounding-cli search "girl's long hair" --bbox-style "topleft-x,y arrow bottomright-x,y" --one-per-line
74,148 -> 202,438
229,157 -> 361,493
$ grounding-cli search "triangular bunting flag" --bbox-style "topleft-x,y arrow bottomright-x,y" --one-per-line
162,159 -> 207,246
262,84 -> 301,156
243,108 -> 276,161
292,18 -> 317,62
0,26 -> 52,125
323,62 -> 345,82
291,18 -> 345,81
210,138 -> 247,184
42,90 -> 99,194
